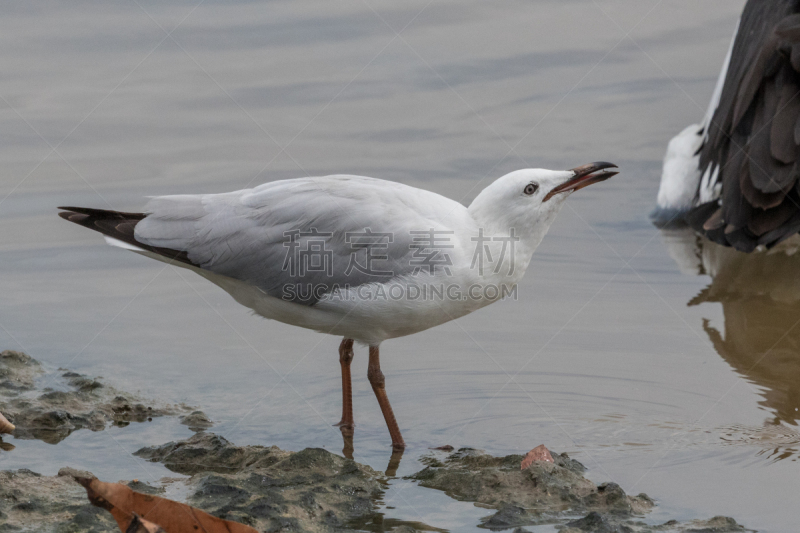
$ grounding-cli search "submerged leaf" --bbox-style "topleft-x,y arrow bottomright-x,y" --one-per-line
0,411 -> 14,434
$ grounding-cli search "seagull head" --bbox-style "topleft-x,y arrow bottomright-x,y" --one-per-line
468,161 -> 618,238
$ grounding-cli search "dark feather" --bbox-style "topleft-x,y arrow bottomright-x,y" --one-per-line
775,13 -> 800,40
794,105 -> 800,143
695,0 -> 800,249
758,209 -> 800,246
58,206 -> 146,220
724,148 -> 754,229
58,207 -> 195,266
703,208 -> 725,231
791,43 -> 800,71
706,224 -> 733,247
748,78 -> 784,192
726,226 -> 760,252
734,34 -> 780,128
687,201 -> 723,233
748,198 -> 798,234
771,72 -> 800,163
740,160 -> 789,208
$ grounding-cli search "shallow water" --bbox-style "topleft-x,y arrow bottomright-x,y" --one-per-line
4,0 -> 799,531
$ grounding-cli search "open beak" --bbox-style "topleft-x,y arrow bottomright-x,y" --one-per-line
543,162 -> 618,202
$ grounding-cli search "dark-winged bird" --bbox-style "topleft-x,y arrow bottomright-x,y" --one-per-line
653,0 -> 800,253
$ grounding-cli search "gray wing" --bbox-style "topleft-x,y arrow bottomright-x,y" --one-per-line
134,175 -> 474,305
692,0 -> 800,251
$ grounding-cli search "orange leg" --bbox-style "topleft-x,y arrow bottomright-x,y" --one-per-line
335,338 -> 355,435
368,345 -> 406,450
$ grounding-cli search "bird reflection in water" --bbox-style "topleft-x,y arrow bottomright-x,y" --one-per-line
662,228 -> 800,460
340,429 -> 404,477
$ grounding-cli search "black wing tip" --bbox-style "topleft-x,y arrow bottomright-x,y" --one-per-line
57,204 -> 194,267
57,206 -> 147,220
58,208 -> 91,225
58,206 -> 102,219
58,206 -> 96,215
58,206 -> 99,227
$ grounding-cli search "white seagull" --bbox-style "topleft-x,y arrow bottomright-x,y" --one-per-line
59,162 -> 617,449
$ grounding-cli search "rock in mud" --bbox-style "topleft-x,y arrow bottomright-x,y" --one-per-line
410,447 -> 652,517
0,350 -> 193,444
409,448 -> 749,532
134,432 -> 290,475
0,468 -> 116,532
135,432 -> 390,532
559,512 -> 748,533
0,350 -> 41,391
679,516 -> 747,532
562,511 -> 632,533
179,410 -> 214,432
520,444 -> 554,468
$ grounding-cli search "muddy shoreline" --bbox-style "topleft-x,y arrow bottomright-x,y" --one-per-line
0,351 -> 752,532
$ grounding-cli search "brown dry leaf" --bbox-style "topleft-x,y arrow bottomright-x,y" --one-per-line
0,411 -> 14,434
126,513 -> 165,533
520,444 -> 554,470
72,472 -> 258,533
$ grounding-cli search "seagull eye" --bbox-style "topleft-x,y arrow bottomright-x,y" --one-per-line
523,183 -> 538,196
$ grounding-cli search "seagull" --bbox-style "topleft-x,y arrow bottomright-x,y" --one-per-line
59,162 -> 617,449
652,0 -> 800,252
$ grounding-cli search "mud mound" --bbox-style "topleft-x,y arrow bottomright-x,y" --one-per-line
0,350 -> 193,444
409,447 -> 748,532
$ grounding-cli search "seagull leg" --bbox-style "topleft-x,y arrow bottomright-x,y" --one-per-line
368,345 -> 406,450
334,338 -> 355,435
341,432 -> 354,460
